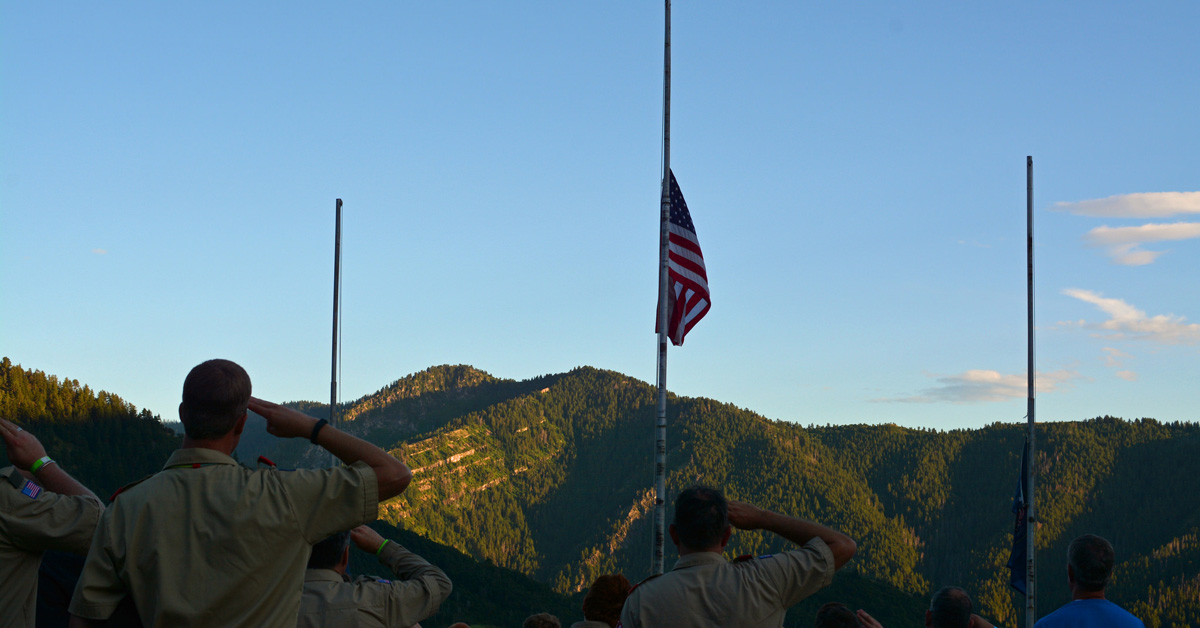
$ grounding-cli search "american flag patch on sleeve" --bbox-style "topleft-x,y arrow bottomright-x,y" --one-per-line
20,480 -> 42,499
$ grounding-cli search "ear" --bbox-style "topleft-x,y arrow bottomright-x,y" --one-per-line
720,525 -> 732,549
669,524 -> 680,548
924,610 -> 932,628
233,412 -> 247,436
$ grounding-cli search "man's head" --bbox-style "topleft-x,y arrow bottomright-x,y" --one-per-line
670,486 -> 730,552
1067,534 -> 1114,593
926,586 -> 972,628
815,602 -> 861,628
308,530 -> 352,573
522,613 -> 561,628
179,359 -> 251,441
581,573 -> 631,626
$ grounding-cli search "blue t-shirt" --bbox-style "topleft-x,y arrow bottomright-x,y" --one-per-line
1035,599 -> 1144,628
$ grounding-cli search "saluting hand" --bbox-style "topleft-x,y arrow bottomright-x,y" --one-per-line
350,525 -> 387,554
727,500 -> 767,531
0,418 -> 49,470
248,397 -> 319,440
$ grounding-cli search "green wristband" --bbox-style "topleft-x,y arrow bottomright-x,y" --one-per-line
376,539 -> 390,556
30,456 -> 54,474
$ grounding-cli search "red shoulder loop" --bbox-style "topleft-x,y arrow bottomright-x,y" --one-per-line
732,554 -> 755,563
628,573 -> 661,593
257,456 -> 277,469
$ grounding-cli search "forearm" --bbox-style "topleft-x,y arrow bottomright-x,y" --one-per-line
381,541 -> 450,585
314,425 -> 412,500
758,511 -> 856,569
35,464 -> 101,502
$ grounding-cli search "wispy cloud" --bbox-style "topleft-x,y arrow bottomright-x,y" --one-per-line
1101,347 -> 1131,368
92,248 -> 108,255
1062,289 -> 1200,345
871,369 -> 1081,404
1084,222 -> 1200,265
1053,192 -> 1200,218
1116,370 -> 1138,382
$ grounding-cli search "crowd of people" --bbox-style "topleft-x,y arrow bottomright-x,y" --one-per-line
2,359 -> 1146,628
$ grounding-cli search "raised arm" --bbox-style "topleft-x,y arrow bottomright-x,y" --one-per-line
248,397 -> 412,500
1,418 -> 101,502
727,500 -> 857,570
351,525 -> 452,626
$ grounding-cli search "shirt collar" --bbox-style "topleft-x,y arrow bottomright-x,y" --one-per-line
162,448 -> 239,470
304,569 -> 351,583
672,551 -> 727,571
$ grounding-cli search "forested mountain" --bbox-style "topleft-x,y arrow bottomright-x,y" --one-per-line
6,359 -> 1198,626
0,358 -> 178,497
247,365 -> 1200,627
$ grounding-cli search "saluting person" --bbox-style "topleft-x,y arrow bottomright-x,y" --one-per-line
1,419 -> 104,628
298,524 -> 451,628
68,359 -> 413,628
620,486 -> 856,628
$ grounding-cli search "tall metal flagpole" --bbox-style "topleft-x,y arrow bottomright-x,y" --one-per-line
1025,158 -> 1037,627
653,0 -> 672,576
330,198 -> 343,467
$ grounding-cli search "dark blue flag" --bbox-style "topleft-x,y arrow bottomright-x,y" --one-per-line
1006,439 -> 1030,595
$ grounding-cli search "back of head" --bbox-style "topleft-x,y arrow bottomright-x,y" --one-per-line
581,573 -> 631,626
180,359 -> 251,440
672,485 -> 728,551
929,586 -> 972,628
1068,534 -> 1114,592
522,613 -> 561,628
307,531 -> 351,570
815,602 -> 860,628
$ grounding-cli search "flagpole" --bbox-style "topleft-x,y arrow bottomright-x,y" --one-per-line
652,0 -> 672,577
1025,157 -> 1037,627
330,198 -> 343,468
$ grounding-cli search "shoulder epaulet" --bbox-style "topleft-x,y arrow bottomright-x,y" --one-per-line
110,474 -> 155,502
628,573 -> 661,593
732,553 -> 774,564
2,466 -> 24,489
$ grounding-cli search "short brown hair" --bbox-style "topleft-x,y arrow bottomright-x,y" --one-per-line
522,613 -> 561,628
581,574 -> 631,626
179,359 -> 251,440
1068,534 -> 1114,592
673,486 -> 728,550
815,602 -> 860,628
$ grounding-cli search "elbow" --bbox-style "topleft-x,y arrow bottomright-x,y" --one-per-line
378,460 -> 413,501
832,536 -> 857,570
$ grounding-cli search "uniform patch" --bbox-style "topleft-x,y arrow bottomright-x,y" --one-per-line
20,480 -> 42,499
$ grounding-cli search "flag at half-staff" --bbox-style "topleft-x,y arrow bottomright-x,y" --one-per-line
657,170 -> 710,346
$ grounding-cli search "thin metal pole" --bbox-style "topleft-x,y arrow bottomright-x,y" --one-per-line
331,199 -> 343,456
1025,157 -> 1037,627
653,0 -> 672,577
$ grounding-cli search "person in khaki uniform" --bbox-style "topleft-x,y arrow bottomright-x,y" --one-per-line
298,524 -> 451,628
0,419 -> 104,628
620,486 -> 857,628
67,359 -> 413,628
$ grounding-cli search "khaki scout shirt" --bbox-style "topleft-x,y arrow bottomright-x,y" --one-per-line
68,448 -> 379,628
297,541 -> 452,628
570,621 -> 614,628
0,466 -> 103,628
619,537 -> 835,628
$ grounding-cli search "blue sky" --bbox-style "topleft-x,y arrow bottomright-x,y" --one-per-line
3,3 -> 1197,430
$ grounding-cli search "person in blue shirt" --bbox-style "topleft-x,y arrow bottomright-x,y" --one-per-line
1035,534 -> 1143,628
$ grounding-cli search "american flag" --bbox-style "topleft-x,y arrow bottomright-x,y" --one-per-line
658,170 -> 710,345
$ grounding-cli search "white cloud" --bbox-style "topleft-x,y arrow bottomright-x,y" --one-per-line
871,369 -> 1081,404
1083,222 -> 1200,265
1116,370 -> 1138,382
92,248 -> 108,255
1053,192 -> 1200,218
1062,289 -> 1200,345
1101,347 -> 1131,368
